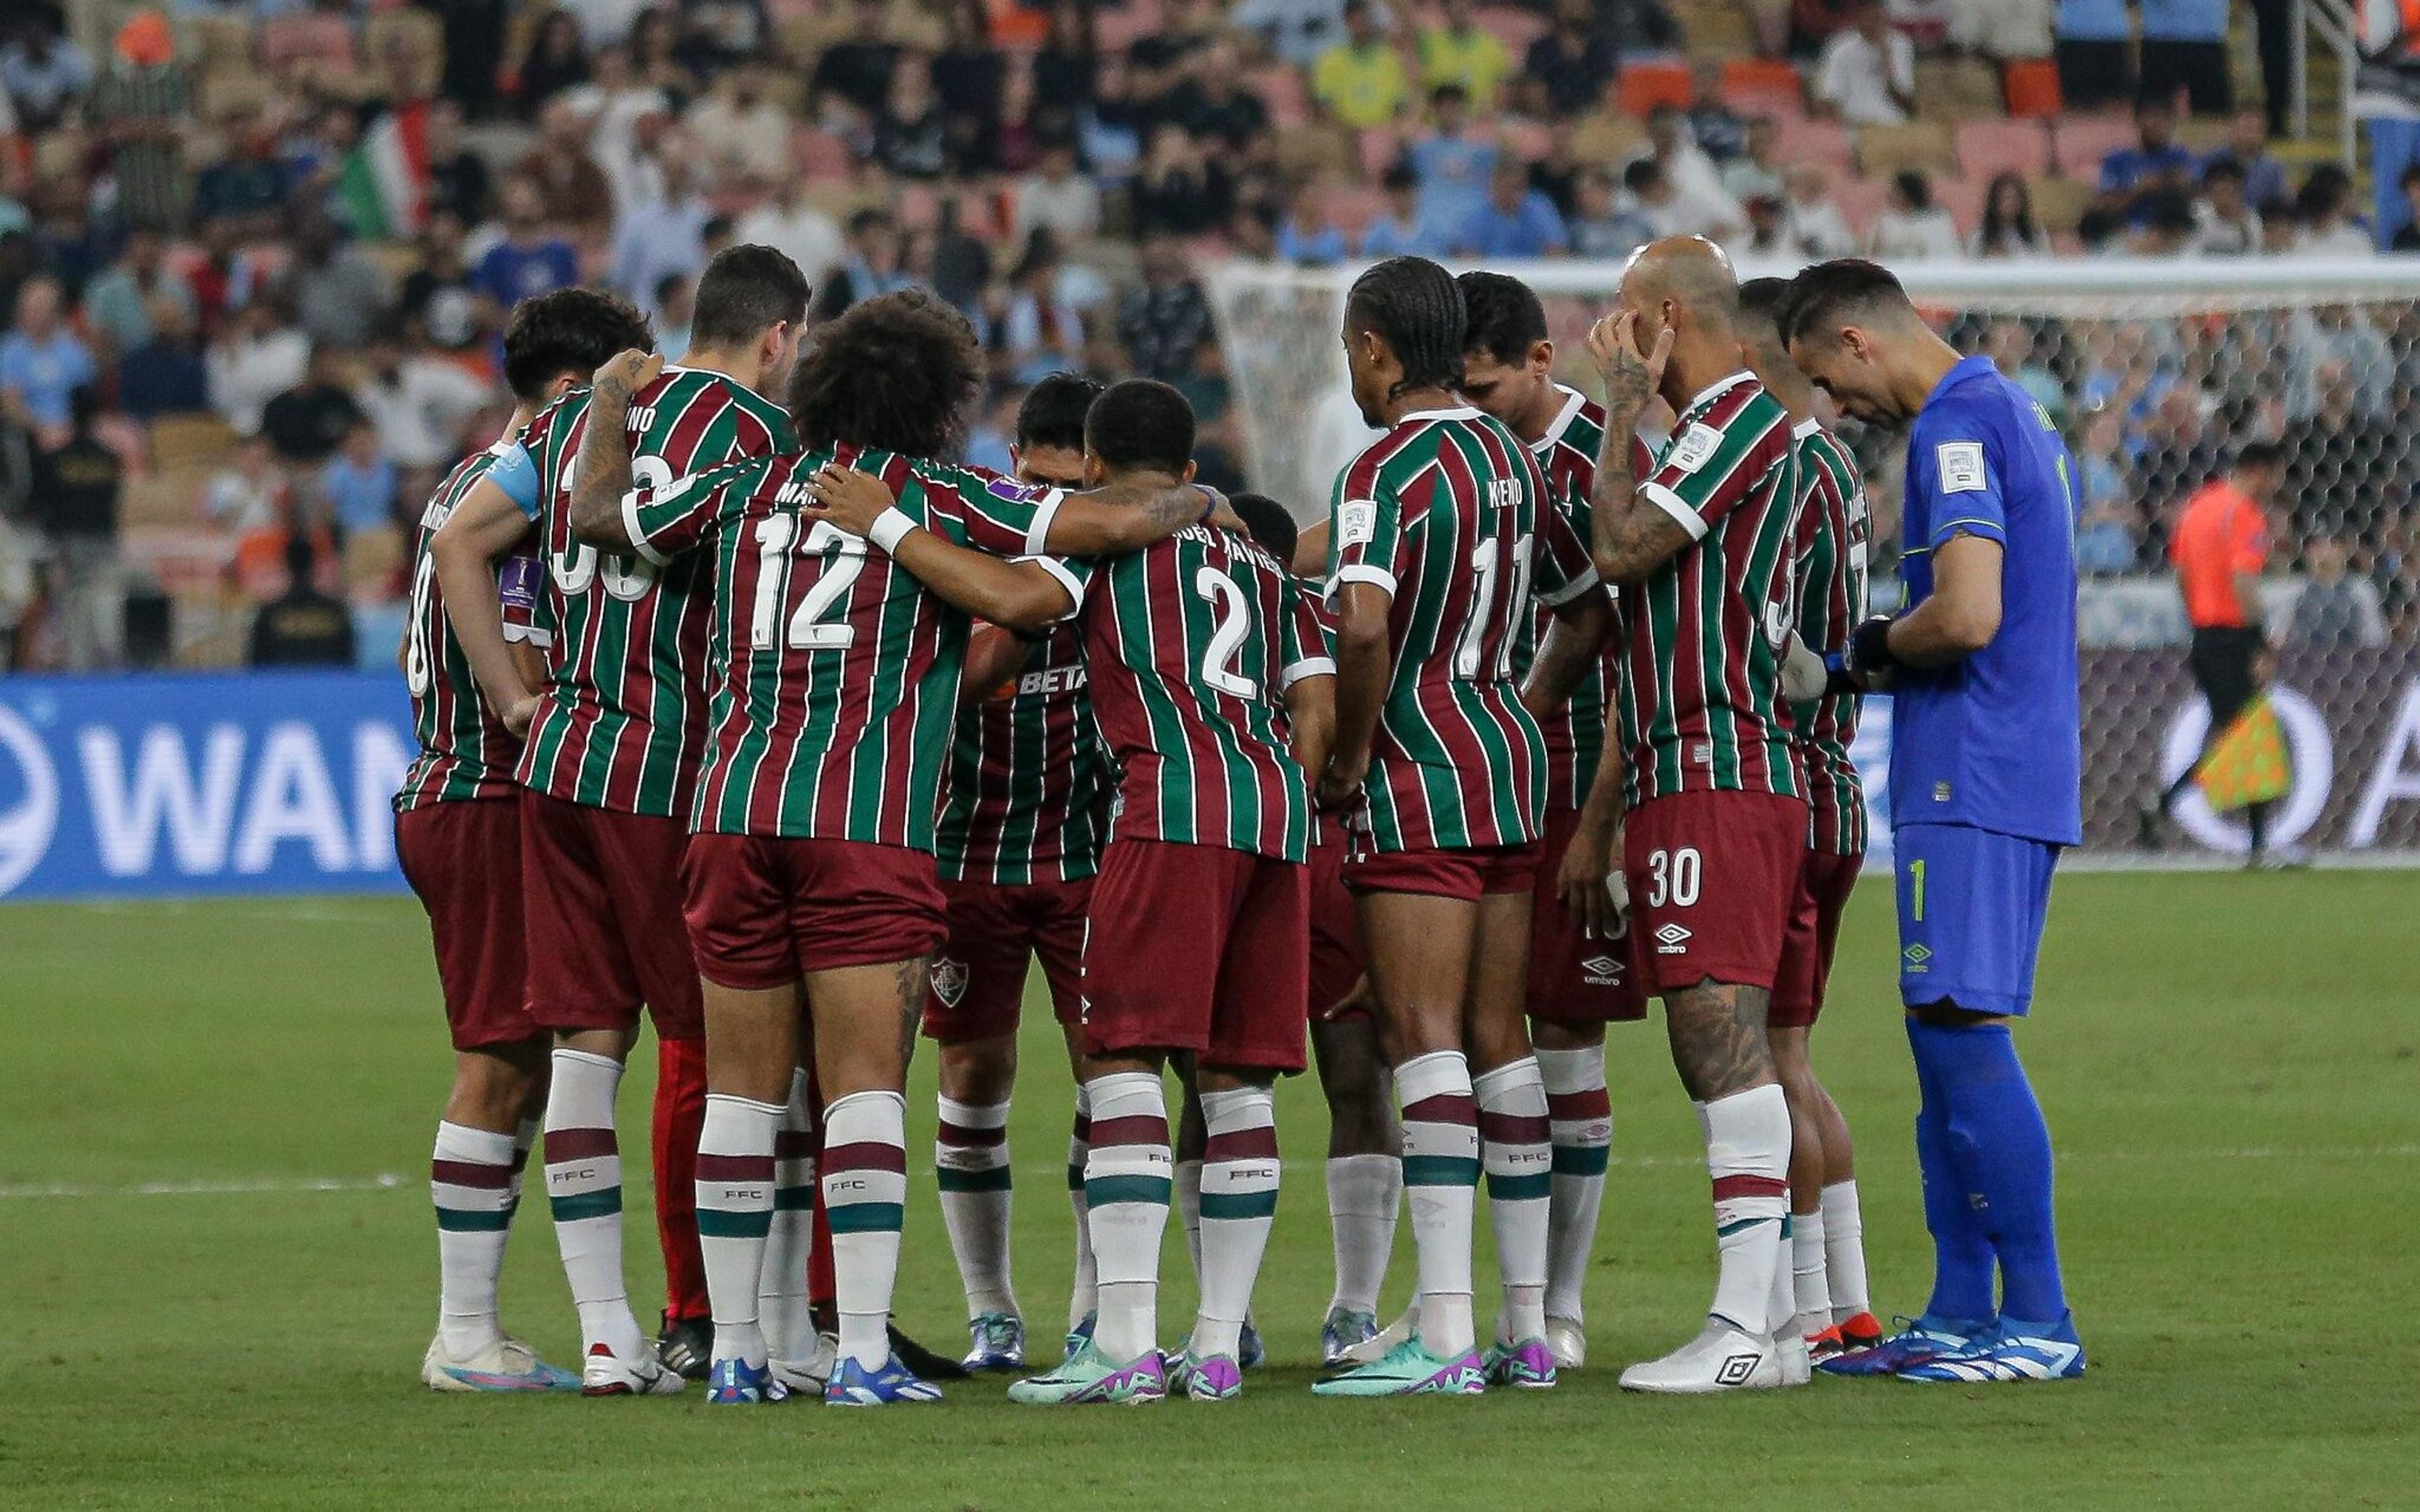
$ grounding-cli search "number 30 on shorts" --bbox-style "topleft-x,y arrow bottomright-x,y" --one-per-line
1644,846 -> 1701,908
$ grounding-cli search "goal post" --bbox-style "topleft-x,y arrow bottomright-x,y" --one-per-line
1202,256 -> 2420,864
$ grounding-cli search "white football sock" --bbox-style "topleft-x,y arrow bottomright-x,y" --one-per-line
1536,1044 -> 1611,1325
1174,1157 -> 1204,1282
823,1090 -> 909,1372
759,1068 -> 815,1363
543,1048 -> 643,1361
1768,1211 -> 1798,1340
431,1120 -> 516,1356
696,1092 -> 781,1368
1396,1050 -> 1478,1360
1473,1057 -> 1552,1343
1791,1208 -> 1832,1340
936,1094 -> 1017,1320
1820,1180 -> 1872,1322
1066,1087 -> 1098,1332
1192,1087 -> 1279,1361
1081,1072 -> 1171,1364
1701,1086 -> 1791,1337
1325,1154 -> 1401,1317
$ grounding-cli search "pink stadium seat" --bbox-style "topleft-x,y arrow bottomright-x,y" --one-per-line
2049,113 -> 2137,180
1358,125 -> 1403,178
1933,173 -> 1988,238
1789,119 -> 1855,175
1473,4 -> 1550,52
1252,65 -> 1310,129
795,127 -> 853,180
1957,119 -> 2053,181
1828,174 -> 1891,238
1326,183 -> 1389,241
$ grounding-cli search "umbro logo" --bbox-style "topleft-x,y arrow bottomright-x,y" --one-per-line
1714,1353 -> 1760,1386
1654,922 -> 1693,954
1581,953 -> 1625,985
1903,942 -> 1932,973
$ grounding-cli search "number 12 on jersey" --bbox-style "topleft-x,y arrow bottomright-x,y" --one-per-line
751,515 -> 865,651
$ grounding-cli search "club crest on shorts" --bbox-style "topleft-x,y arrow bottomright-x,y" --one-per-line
931,957 -> 969,1007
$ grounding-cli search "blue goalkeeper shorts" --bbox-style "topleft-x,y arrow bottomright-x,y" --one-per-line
1893,822 -> 2061,1017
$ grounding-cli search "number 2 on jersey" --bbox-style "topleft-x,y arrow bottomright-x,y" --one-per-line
750,515 -> 865,650
1193,566 -> 1259,698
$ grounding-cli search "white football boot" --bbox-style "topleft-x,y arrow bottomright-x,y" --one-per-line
579,1341 -> 686,1396
1618,1322 -> 1783,1394
1545,1315 -> 1587,1370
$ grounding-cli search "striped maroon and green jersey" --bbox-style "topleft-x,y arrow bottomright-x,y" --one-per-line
1790,418 -> 1870,855
396,445 -> 523,811
515,367 -> 797,818
1078,522 -> 1331,862
624,446 -> 1076,848
1327,406 -> 1600,854
938,622 -> 1109,885
1512,386 -> 1659,811
1615,371 -> 1806,808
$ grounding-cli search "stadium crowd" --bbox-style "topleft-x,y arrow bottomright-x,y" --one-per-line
0,0 -> 2416,673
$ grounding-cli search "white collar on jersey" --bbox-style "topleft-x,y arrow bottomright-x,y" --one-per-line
1790,416 -> 1824,440
1683,369 -> 1758,415
1532,384 -> 1590,455
1397,404 -> 1481,423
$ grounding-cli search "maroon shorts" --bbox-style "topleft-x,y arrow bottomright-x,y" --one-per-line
396,800 -> 539,1051
923,874 -> 1093,1042
519,791 -> 704,1040
681,833 -> 947,992
1622,791 -> 1809,994
1771,848 -> 1865,1029
1526,803 -> 1650,1025
1307,835 -> 1368,1022
1081,839 -> 1310,1073
1344,840 -> 1541,902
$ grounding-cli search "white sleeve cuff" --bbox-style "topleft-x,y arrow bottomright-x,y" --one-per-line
1017,555 -> 1085,619
1331,563 -> 1398,598
1023,488 -> 1066,555
1640,481 -> 1708,542
621,490 -> 668,565
1533,563 -> 1602,608
502,623 -> 551,648
1281,655 -> 1337,689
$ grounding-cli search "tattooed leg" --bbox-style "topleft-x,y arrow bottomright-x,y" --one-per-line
1662,978 -> 1779,1102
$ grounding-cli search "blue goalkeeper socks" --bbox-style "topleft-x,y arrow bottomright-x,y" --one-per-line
1907,1016 -> 2068,1327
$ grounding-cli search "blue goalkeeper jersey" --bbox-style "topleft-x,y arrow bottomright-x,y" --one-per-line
1891,354 -> 2082,847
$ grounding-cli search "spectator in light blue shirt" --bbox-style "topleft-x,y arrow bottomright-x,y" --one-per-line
0,20 -> 93,130
1276,181 -> 1351,265
1458,161 -> 1569,258
1360,163 -> 1446,257
320,421 -> 400,537
609,150 -> 710,316
0,277 -> 98,444
2201,106 -> 2287,207
1407,84 -> 1498,244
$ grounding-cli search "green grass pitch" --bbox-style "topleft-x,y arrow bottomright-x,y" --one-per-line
2,872 -> 2412,1509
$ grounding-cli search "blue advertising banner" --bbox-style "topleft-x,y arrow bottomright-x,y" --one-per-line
0,672 -> 417,900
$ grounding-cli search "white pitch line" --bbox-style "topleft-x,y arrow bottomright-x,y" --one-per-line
4,1145 -> 2412,1201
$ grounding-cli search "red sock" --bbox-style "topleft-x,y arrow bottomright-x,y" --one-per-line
653,1035 -> 710,1324
807,1062 -> 836,1309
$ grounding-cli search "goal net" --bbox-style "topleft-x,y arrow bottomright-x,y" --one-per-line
1204,258 -> 2420,865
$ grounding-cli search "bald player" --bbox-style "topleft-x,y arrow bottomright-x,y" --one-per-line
1581,238 -> 1810,1394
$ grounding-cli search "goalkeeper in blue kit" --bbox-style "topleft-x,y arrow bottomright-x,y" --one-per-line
1781,261 -> 2086,1382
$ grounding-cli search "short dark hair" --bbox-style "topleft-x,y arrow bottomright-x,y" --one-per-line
1781,258 -> 1911,348
1084,379 -> 1196,477
1017,372 -> 1105,452
502,287 -> 652,403
2233,440 -> 2285,472
2201,158 -> 2247,187
1457,270 -> 1547,364
1735,275 -> 1793,339
1347,256 -> 1466,396
691,244 -> 810,348
1623,157 -> 1662,193
1228,491 -> 1298,563
1431,81 -> 1467,108
785,289 -> 982,457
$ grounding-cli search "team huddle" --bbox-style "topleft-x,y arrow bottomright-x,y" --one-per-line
396,235 -> 2086,1407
